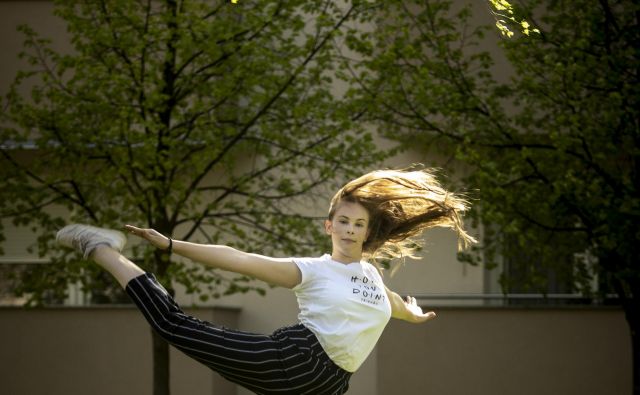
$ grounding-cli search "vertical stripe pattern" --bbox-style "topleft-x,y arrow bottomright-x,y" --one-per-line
126,273 -> 352,395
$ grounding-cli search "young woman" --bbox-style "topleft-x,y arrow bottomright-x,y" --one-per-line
56,168 -> 474,395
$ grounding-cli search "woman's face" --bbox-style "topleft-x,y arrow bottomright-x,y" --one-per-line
325,201 -> 370,263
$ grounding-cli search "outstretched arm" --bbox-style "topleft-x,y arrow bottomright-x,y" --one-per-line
125,225 -> 302,289
385,286 -> 436,323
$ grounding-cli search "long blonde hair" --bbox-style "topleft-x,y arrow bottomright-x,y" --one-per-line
328,167 -> 476,265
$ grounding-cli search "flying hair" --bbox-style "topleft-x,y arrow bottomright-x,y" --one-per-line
328,167 -> 476,269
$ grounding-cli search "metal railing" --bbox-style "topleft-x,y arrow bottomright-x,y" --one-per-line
413,293 -> 620,306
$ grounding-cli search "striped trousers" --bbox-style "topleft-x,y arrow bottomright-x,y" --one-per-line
126,273 -> 352,395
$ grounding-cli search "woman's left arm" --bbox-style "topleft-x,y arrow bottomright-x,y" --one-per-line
385,286 -> 436,323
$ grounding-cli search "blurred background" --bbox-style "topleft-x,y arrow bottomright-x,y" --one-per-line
0,1 -> 635,394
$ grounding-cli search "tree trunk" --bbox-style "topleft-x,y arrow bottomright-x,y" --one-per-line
152,232 -> 173,395
624,299 -> 640,395
602,253 -> 638,394
613,277 -> 638,394
152,329 -> 171,395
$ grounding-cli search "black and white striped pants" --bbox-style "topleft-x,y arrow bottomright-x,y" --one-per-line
126,273 -> 352,395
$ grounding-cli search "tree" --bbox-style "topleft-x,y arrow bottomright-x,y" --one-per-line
0,1 -> 385,393
344,0 -> 639,392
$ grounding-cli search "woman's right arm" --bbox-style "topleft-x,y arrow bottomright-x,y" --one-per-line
124,225 -> 302,289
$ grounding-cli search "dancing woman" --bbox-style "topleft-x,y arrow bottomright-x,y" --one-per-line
56,168 -> 474,395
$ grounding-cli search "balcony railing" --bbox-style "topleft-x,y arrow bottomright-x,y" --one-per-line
414,293 -> 621,306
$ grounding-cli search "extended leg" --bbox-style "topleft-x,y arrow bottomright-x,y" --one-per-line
92,245 -> 145,288
56,224 -> 351,394
56,224 -> 143,288
125,272 -> 350,394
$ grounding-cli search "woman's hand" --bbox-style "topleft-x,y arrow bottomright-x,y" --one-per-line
386,286 -> 436,324
124,225 -> 171,250
402,295 -> 436,324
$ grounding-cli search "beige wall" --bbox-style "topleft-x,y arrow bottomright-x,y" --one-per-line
0,306 -> 630,395
378,307 -> 631,395
0,306 -> 239,395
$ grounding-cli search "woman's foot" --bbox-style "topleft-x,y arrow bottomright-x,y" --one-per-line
56,224 -> 127,259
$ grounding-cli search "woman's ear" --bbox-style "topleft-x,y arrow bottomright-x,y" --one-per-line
324,219 -> 332,235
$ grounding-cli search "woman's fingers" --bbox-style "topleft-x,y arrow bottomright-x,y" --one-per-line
124,225 -> 153,241
124,225 -> 170,250
413,310 -> 436,323
405,295 -> 417,305
124,224 -> 143,235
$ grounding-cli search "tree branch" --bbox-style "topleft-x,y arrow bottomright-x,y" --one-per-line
0,149 -> 98,222
171,4 -> 357,225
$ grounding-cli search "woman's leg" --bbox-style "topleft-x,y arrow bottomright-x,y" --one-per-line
125,272 -> 351,395
92,245 -> 144,288
56,224 -> 351,394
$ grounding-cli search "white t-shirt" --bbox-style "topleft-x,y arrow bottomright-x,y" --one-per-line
292,254 -> 392,372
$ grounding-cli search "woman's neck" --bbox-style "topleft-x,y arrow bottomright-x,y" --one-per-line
331,251 -> 362,264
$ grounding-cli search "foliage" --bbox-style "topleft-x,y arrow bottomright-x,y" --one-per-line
345,0 -> 639,297
487,0 -> 540,37
1,2 -> 389,393
0,0 -> 385,304
346,0 -> 639,388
